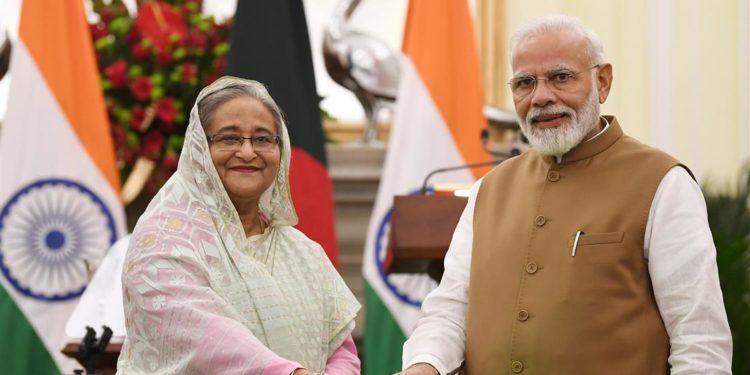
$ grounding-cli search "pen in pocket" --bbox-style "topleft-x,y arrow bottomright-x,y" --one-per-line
571,230 -> 584,257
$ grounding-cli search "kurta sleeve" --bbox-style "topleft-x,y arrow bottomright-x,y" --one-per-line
324,335 -> 360,374
402,179 -> 482,374
645,167 -> 733,373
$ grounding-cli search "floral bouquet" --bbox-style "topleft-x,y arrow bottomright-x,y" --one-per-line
89,0 -> 231,200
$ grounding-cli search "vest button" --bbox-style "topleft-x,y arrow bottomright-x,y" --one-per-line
525,262 -> 538,274
511,360 -> 524,373
517,309 -> 530,321
534,215 -> 546,226
548,170 -> 560,181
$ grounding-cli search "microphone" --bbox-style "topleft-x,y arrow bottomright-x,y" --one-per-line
420,159 -> 501,195
419,128 -> 521,195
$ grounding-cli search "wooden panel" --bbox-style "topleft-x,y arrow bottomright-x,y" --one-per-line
387,195 -> 467,275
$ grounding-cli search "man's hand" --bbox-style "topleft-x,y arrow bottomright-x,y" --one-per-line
395,363 -> 439,375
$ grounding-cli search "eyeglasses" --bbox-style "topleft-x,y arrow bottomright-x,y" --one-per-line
207,133 -> 281,152
508,65 -> 600,99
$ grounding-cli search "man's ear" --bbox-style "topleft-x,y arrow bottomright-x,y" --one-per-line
596,63 -> 613,104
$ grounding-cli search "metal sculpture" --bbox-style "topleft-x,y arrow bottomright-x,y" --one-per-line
323,0 -> 401,144
0,33 -> 10,81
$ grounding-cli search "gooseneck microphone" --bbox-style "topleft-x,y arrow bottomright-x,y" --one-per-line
420,159 -> 502,195
419,128 -> 524,195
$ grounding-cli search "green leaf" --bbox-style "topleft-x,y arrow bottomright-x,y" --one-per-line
108,17 -> 131,36
150,73 -> 165,86
128,65 -> 143,78
151,86 -> 164,101
167,134 -> 184,151
94,35 -> 114,50
126,130 -> 139,145
173,47 -> 186,60
113,106 -> 131,125
212,42 -> 229,57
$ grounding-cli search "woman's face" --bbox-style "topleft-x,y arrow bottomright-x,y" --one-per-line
205,96 -> 281,208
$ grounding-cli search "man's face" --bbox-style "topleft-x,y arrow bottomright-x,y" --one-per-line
511,29 -> 611,156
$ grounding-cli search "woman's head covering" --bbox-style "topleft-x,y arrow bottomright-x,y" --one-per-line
181,76 -> 297,227
119,77 -> 359,374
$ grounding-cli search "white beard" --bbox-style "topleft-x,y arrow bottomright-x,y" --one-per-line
518,85 -> 601,157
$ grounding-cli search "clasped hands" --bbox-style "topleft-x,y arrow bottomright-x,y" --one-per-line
394,363 -> 440,375
395,362 -> 467,375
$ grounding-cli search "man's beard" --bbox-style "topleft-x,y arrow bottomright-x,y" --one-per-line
517,85 -> 601,157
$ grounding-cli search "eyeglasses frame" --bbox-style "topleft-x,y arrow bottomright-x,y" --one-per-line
206,133 -> 281,152
508,64 -> 601,100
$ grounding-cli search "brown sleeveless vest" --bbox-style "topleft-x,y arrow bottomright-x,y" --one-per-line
465,117 -> 684,374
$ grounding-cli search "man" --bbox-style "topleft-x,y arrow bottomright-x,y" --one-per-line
399,15 -> 732,375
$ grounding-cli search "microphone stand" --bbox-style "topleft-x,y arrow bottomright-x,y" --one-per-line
419,159 -> 504,195
77,325 -> 113,375
419,128 -> 525,195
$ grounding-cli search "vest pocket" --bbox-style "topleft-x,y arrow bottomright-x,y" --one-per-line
567,231 -> 624,246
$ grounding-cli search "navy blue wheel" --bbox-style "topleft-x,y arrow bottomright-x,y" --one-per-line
0,179 -> 117,301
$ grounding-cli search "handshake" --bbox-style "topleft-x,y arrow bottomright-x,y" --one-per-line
395,363 -> 464,375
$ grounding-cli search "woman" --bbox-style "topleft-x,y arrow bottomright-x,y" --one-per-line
117,77 -> 361,374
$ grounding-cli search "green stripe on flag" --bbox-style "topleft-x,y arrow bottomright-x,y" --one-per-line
0,285 -> 59,374
364,281 -> 407,375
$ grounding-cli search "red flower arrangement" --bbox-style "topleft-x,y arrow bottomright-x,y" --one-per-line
90,0 -> 231,197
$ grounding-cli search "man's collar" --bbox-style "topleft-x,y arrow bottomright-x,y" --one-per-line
544,115 -> 622,165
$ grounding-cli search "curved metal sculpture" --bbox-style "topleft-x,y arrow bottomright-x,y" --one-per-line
323,0 -> 401,144
0,33 -> 11,81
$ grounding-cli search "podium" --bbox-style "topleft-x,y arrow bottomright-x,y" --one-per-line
386,195 -> 468,281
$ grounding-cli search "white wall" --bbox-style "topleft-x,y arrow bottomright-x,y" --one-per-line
504,0 -> 750,184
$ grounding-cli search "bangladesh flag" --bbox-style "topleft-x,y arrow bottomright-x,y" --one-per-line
226,0 -> 339,267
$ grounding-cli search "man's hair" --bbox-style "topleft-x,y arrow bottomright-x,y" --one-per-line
197,81 -> 285,137
509,15 -> 607,66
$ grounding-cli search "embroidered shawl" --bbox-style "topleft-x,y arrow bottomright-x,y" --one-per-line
117,77 -> 360,374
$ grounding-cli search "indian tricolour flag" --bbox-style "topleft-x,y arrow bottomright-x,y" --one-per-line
0,0 -> 126,373
362,0 -> 489,373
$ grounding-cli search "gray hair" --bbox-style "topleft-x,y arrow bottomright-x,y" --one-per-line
509,15 -> 607,67
197,80 -> 285,137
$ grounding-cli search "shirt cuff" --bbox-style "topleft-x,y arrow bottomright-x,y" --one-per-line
262,358 -> 304,375
403,354 -> 448,375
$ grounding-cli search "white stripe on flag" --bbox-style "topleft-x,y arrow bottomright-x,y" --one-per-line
363,55 -> 475,334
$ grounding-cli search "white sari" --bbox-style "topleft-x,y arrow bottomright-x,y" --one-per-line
117,77 -> 360,374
